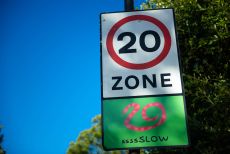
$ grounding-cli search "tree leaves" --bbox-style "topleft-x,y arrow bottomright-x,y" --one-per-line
67,115 -> 127,154
140,0 -> 230,153
0,127 -> 5,154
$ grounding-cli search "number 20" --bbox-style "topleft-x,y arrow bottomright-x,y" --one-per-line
117,30 -> 161,54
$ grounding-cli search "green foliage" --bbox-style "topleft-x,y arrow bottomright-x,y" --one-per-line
67,115 -> 101,154
68,0 -> 229,153
0,126 -> 5,154
139,0 -> 230,153
67,115 -> 127,154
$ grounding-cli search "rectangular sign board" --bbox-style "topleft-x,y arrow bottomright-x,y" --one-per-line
100,8 -> 189,150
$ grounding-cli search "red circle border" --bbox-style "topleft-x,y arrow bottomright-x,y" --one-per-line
106,15 -> 171,70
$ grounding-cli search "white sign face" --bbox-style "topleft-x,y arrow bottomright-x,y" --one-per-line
101,9 -> 182,98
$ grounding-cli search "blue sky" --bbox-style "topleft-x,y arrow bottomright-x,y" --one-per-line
0,0 -> 144,153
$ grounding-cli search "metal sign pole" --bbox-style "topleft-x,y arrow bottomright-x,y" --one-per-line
129,149 -> 140,154
124,0 -> 134,11
124,2 -> 140,154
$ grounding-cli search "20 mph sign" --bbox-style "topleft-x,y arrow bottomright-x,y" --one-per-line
100,9 -> 189,150
101,9 -> 182,98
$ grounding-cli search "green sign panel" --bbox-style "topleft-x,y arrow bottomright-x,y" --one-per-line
102,96 -> 188,149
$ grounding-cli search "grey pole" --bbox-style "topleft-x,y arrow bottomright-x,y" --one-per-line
124,0 -> 134,11
129,149 -> 140,154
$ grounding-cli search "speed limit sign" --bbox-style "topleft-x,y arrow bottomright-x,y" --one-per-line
101,9 -> 183,98
100,9 -> 189,150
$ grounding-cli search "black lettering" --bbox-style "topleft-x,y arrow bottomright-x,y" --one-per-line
125,75 -> 139,89
140,30 -> 161,52
145,136 -> 150,142
121,136 -> 168,144
158,136 -> 168,142
118,32 -> 137,54
151,136 -> 158,142
161,73 -> 172,87
139,136 -> 145,143
143,74 -> 157,88
130,139 -> 133,143
112,76 -> 123,90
